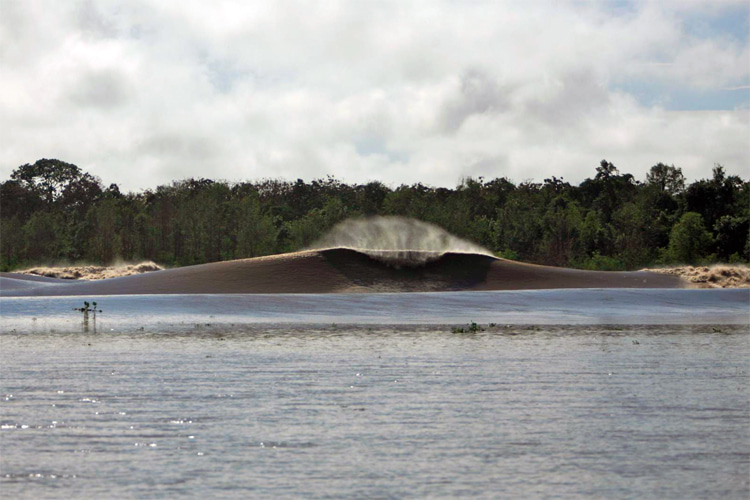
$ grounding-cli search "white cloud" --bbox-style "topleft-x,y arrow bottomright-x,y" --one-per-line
0,0 -> 747,192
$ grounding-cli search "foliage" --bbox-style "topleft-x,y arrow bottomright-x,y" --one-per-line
1,158 -> 748,270
667,212 -> 714,265
452,321 -> 484,333
646,163 -> 685,195
573,252 -> 626,272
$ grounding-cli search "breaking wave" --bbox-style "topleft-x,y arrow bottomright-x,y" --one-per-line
309,216 -> 492,266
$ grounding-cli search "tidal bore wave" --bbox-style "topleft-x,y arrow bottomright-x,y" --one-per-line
309,216 -> 492,266
0,246 -> 684,296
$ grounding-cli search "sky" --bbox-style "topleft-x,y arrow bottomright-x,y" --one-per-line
1,0 -> 748,192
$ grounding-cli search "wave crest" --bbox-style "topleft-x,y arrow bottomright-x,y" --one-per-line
310,216 -> 492,266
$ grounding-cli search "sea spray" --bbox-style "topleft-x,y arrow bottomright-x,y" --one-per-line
309,216 -> 492,266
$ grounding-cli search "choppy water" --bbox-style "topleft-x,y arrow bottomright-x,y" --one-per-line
1,291 -> 749,498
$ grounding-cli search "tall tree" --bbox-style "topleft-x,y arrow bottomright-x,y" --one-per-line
11,159 -> 102,207
646,163 -> 685,195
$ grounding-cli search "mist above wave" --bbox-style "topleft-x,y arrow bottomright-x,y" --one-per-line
309,216 -> 492,266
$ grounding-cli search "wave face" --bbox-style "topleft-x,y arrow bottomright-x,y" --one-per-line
320,248 -> 496,291
0,247 -> 686,296
310,216 -> 492,266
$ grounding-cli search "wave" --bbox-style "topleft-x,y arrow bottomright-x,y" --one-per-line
18,261 -> 163,280
309,216 -> 492,259
643,265 -> 750,289
1,247 -> 685,296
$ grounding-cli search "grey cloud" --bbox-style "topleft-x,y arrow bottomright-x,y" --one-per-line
137,132 -> 220,163
0,2 -> 54,64
440,69 -> 510,133
525,70 -> 611,125
462,154 -> 510,179
67,70 -> 132,109
0,1 -> 748,192
0,2 -> 27,45
76,0 -> 118,39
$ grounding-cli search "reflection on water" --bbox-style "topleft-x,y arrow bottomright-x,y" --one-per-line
1,325 -> 748,499
1,289 -> 748,334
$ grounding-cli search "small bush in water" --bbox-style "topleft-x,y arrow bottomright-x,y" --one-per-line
452,321 -> 484,333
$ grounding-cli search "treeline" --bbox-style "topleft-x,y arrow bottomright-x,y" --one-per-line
1,158 -> 748,271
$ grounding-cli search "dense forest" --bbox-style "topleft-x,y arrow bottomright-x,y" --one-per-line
1,158 -> 748,271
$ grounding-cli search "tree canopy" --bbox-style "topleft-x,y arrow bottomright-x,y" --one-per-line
1,159 -> 748,271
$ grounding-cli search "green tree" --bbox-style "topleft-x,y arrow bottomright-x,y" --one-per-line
284,197 -> 346,251
0,180 -> 43,221
496,182 -> 544,262
578,160 -> 637,224
667,212 -> 713,264
86,198 -> 122,263
714,215 -> 749,261
235,195 -> 279,258
577,210 -> 615,259
685,165 -> 744,230
22,211 -> 69,263
357,181 -> 389,215
0,216 -> 24,270
541,198 -> 582,267
612,202 -> 653,268
11,159 -> 102,207
646,163 -> 685,195
2,158 -> 748,270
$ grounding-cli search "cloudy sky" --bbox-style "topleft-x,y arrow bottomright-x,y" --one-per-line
1,0 -> 748,192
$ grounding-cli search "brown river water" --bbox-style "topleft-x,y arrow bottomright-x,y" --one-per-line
1,290 -> 748,499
